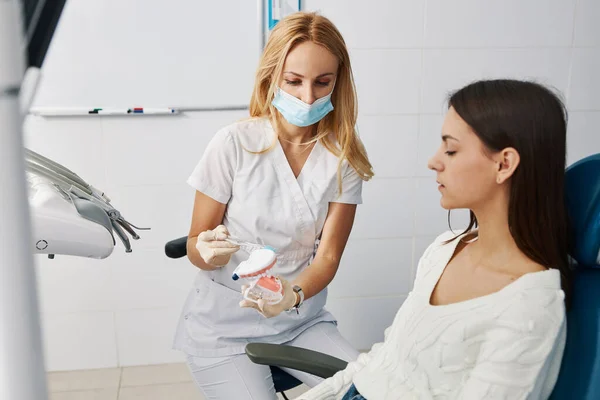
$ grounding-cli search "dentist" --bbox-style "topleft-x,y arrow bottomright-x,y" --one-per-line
172,12 -> 374,400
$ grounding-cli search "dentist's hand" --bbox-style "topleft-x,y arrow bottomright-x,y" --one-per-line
239,277 -> 298,318
196,225 -> 239,267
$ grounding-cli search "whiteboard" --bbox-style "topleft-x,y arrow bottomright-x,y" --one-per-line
32,0 -> 261,109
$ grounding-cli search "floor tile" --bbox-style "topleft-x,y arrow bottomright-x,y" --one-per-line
49,388 -> 118,400
120,363 -> 192,387
118,382 -> 203,400
47,368 -> 120,392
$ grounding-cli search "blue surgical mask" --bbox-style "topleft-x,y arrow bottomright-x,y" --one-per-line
272,86 -> 334,127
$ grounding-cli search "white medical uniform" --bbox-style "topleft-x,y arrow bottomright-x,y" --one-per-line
174,116 -> 363,355
173,117 -> 362,397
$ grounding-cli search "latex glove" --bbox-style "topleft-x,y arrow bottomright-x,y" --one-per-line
196,225 -> 239,267
239,277 -> 298,318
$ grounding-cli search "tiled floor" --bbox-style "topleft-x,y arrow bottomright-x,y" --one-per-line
47,363 -> 309,400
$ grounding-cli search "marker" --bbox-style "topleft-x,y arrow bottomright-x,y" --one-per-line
92,108 -> 129,115
93,108 -> 129,115
127,108 -> 178,115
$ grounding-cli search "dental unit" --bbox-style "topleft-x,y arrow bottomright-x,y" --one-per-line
26,148 -> 149,259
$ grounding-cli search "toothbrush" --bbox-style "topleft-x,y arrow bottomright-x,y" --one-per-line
225,236 -> 278,253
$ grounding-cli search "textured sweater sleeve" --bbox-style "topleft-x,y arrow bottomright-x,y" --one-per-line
456,295 -> 566,400
296,327 -> 392,400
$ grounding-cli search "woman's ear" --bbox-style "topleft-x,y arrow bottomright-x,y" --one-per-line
494,147 -> 520,184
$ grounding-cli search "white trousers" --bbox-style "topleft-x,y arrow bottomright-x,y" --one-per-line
186,321 -> 359,399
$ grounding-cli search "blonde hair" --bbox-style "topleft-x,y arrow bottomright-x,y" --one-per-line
248,11 -> 374,193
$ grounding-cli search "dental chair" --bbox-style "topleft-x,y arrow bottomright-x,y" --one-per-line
166,153 -> 600,399
550,153 -> 600,400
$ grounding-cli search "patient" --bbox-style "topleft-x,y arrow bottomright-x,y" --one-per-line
298,79 -> 572,399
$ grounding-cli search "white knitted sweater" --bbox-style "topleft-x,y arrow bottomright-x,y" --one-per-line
298,231 -> 567,400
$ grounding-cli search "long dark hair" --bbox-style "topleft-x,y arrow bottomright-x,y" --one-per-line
447,79 -> 572,306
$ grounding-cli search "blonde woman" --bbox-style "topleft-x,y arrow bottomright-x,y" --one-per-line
172,12 -> 374,399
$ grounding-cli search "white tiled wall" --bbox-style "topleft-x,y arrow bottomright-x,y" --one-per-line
420,48 -> 572,113
25,0 -> 600,371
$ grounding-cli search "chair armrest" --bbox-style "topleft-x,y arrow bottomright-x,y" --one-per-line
165,236 -> 188,259
245,343 -> 348,379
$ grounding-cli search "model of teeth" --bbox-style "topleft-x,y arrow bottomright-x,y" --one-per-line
231,246 -> 283,305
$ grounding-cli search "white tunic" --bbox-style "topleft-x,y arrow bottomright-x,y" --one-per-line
173,117 -> 363,357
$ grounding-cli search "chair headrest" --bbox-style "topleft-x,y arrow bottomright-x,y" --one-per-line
565,153 -> 600,269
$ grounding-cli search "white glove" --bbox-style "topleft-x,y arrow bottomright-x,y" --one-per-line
239,277 -> 298,318
196,225 -> 239,267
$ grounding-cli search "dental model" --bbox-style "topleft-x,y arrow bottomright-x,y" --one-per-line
231,246 -> 284,305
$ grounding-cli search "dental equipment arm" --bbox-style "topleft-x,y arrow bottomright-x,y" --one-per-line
26,148 -> 149,258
